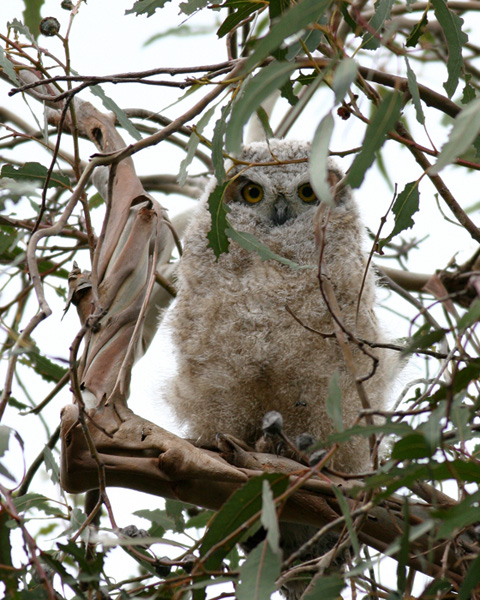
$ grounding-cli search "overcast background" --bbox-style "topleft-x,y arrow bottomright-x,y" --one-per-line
1,1 -> 479,596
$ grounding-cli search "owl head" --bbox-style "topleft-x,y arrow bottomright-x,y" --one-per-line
224,140 -> 350,229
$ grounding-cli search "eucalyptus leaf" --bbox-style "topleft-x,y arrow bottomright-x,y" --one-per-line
90,85 -> 142,141
207,183 -> 230,258
459,553 -> 480,600
1,162 -> 70,189
362,0 -> 394,50
125,0 -> 171,17
309,112 -> 334,206
260,480 -> 280,554
226,227 -> 308,270
226,62 -> 297,153
178,105 -> 216,186
378,180 -> 419,251
43,446 -> 60,485
236,539 -> 282,600
405,56 -> 425,124
431,0 -> 468,97
244,0 -> 333,72
457,298 -> 480,330
303,574 -> 345,600
332,58 -> 357,105
430,97 -> 480,175
199,473 -> 288,571
0,46 -> 19,85
326,371 -> 343,433
346,91 -> 403,188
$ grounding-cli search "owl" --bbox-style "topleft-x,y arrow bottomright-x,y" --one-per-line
164,139 -> 395,598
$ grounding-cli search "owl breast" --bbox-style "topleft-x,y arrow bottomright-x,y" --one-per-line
164,141 -> 393,473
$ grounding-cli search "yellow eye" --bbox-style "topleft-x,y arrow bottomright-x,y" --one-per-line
298,183 -> 317,203
241,183 -> 264,204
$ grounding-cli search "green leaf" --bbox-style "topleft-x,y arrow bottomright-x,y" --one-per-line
332,58 -> 357,105
144,24 -> 213,45
402,327 -> 446,355
226,227 -> 308,270
207,183 -> 230,258
179,0 -> 209,15
0,507 -> 14,591
217,1 -> 261,38
88,192 -> 104,209
13,493 -> 51,514
22,0 -> 44,39
0,425 -> 13,458
90,85 -> 142,141
166,498 -> 187,531
225,62 -> 297,153
41,551 -> 81,592
309,112 -> 334,206
303,574 -> 345,600
260,480 -> 280,554
328,421 -> 413,444
457,298 -> 480,330
20,348 -> 67,383
0,45 -> 20,85
199,473 -> 288,571
255,106 -> 275,139
430,98 -> 480,175
57,541 -> 105,581
459,550 -> 480,599
362,0 -> 394,50
134,508 -> 175,532
285,27 -> 325,61
43,446 -> 60,485
378,181 -> 420,251
436,490 -> 480,538
461,74 -> 476,104
326,371 -> 343,433
430,359 -> 480,402
346,91 -> 403,188
269,0 -> 291,20
431,0 -> 468,97
244,0 -> 333,72
1,162 -> 70,189
331,486 -> 359,557
406,10 -> 428,47
125,0 -> 171,17
212,106 -> 231,184
405,56 -> 425,125
392,433 -> 433,460
236,539 -> 282,600
178,106 -> 216,186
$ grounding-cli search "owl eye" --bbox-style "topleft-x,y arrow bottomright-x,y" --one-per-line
298,183 -> 317,203
241,183 -> 264,204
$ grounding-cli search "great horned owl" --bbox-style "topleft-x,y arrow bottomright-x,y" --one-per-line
164,139 -> 394,597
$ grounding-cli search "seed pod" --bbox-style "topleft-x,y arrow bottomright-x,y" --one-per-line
39,17 -> 60,36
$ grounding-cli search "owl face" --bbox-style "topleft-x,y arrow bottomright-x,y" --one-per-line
224,140 -> 343,229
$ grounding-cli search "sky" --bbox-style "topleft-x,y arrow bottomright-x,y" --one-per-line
1,0 -> 478,596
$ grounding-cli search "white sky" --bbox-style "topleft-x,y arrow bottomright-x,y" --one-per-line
1,0 -> 478,596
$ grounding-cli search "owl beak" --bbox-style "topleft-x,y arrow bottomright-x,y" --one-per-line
272,195 -> 294,226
